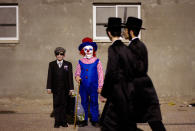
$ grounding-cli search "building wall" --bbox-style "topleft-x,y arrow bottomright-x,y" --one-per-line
0,0 -> 194,99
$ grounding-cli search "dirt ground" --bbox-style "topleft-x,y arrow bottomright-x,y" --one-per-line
0,97 -> 195,131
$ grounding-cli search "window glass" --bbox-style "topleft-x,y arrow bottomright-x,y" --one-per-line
0,5 -> 18,43
96,7 -> 115,37
93,4 -> 141,42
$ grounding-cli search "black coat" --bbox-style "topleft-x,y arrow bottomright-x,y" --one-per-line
101,40 -> 136,130
129,38 -> 162,122
46,60 -> 74,94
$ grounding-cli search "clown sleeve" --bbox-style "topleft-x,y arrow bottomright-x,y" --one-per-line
97,60 -> 104,89
75,63 -> 81,77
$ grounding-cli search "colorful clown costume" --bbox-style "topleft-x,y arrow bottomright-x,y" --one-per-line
75,37 -> 103,126
75,57 -> 103,123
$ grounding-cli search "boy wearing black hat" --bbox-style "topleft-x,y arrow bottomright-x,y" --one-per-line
123,17 -> 166,131
100,17 -> 137,131
46,47 -> 74,128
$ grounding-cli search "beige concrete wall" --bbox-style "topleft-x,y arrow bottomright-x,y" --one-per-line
0,0 -> 194,99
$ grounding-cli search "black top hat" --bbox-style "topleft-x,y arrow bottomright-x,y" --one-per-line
104,17 -> 124,28
124,17 -> 145,30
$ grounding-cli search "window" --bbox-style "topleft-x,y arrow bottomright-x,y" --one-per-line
93,3 -> 141,42
0,4 -> 19,43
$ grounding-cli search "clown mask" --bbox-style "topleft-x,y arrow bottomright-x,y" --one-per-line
84,45 -> 93,59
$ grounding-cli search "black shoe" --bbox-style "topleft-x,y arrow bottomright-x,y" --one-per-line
67,120 -> 74,125
78,120 -> 88,127
61,123 -> 68,127
67,117 -> 74,125
54,124 -> 60,128
136,128 -> 144,131
91,121 -> 100,127
54,121 -> 61,128
50,111 -> 54,118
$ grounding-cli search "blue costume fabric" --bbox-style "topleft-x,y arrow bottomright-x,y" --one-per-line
79,59 -> 99,122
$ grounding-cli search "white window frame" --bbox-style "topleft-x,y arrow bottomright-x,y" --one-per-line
93,4 -> 141,42
0,5 -> 19,43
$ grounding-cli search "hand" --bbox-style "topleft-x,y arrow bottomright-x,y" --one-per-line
99,95 -> 107,103
69,90 -> 74,96
76,76 -> 81,83
47,89 -> 52,94
97,88 -> 102,94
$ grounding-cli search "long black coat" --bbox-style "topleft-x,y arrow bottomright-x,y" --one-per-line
129,38 -> 162,122
101,40 -> 136,130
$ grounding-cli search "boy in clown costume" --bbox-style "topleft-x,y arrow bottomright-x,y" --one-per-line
75,37 -> 104,127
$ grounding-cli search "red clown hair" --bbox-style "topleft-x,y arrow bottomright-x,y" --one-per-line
80,49 -> 96,57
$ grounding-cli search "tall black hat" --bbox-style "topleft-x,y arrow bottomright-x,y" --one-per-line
124,17 -> 145,30
104,17 -> 124,28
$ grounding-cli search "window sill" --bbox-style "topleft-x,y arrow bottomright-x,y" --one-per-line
0,40 -> 19,44
93,39 -> 129,43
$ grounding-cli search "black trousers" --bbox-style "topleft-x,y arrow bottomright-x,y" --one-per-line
148,121 -> 166,131
66,95 -> 75,116
101,101 -> 137,131
53,91 -> 68,124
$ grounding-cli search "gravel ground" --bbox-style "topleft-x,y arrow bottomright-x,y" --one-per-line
0,97 -> 195,131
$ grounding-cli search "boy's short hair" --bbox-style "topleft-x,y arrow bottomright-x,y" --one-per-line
106,27 -> 121,37
128,27 -> 140,37
54,47 -> 66,55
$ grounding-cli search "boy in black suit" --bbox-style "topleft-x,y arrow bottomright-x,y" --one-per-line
46,47 -> 74,128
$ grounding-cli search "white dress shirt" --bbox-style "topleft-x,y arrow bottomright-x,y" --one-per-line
129,37 -> 139,45
57,60 -> 63,68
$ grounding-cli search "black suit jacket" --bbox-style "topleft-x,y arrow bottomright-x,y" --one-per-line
129,38 -> 148,77
128,38 -> 162,122
46,60 -> 74,94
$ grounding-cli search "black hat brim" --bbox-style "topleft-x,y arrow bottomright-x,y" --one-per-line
104,24 -> 125,28
123,23 -> 146,30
